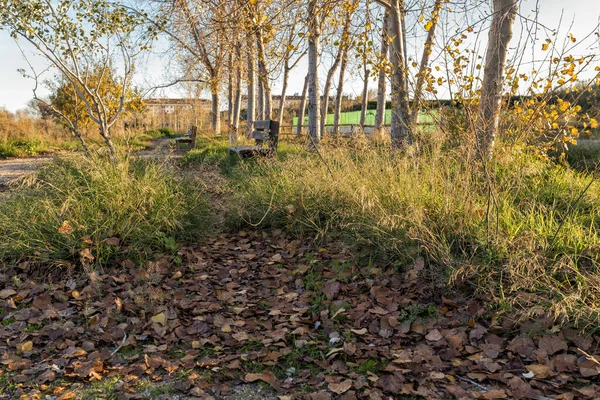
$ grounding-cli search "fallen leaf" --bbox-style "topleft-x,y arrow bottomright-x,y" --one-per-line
150,312 -> 167,325
58,221 -> 74,235
19,341 -> 33,353
425,329 -> 444,342
245,372 -> 277,385
328,380 -> 353,394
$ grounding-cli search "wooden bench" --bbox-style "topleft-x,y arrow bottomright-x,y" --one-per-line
229,120 -> 280,159
175,125 -> 197,152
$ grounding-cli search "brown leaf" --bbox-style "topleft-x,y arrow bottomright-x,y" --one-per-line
322,282 -> 340,300
245,371 -> 277,385
58,220 -> 74,235
33,294 -> 52,309
482,389 -> 508,399
425,329 -> 444,342
538,336 -> 568,355
105,237 -> 120,246
525,364 -> 553,379
328,380 -> 353,394
0,288 -> 16,299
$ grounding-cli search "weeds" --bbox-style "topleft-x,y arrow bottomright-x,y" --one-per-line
225,141 -> 600,328
0,154 -> 210,270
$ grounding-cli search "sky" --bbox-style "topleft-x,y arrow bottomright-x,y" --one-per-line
0,0 -> 599,113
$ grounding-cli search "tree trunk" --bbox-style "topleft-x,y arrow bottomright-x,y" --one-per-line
375,11 -> 390,133
411,0 -> 443,126
333,48 -> 349,137
476,0 -> 518,160
257,81 -> 264,120
320,66 -> 338,137
307,0 -> 321,146
360,68 -> 371,127
211,90 -> 221,135
246,39 -> 256,137
255,32 -> 272,120
227,54 -> 234,128
297,73 -> 309,137
231,60 -> 242,143
388,0 -> 412,148
278,61 -> 290,126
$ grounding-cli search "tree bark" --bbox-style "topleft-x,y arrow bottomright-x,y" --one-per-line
277,60 -> 290,126
211,89 -> 221,135
231,53 -> 242,143
360,68 -> 371,127
411,0 -> 443,126
255,31 -> 272,120
297,73 -> 309,137
307,0 -> 321,146
388,0 -> 412,148
375,10 -> 390,133
246,38 -> 256,137
227,54 -> 234,128
333,48 -> 349,137
476,0 -> 518,160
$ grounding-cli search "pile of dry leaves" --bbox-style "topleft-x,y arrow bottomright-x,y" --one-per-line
1,231 -> 599,399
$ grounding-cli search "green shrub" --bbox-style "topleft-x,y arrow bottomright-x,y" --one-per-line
0,155 -> 210,269
228,144 -> 600,327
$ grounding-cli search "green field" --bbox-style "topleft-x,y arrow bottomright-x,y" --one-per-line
292,109 -> 438,126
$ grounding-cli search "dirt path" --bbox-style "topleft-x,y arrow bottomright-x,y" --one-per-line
0,138 -> 183,189
0,156 -> 53,186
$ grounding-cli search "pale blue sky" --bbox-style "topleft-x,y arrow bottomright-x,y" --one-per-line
0,0 -> 598,113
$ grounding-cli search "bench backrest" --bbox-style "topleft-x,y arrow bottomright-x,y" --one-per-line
189,125 -> 198,148
251,120 -> 279,151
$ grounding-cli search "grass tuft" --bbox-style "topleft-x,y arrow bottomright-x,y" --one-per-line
0,154 -> 210,270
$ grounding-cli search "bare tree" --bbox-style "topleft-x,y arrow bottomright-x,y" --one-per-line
0,0 -> 143,155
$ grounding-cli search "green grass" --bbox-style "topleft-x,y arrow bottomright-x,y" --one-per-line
0,154 -> 210,269
0,138 -> 80,158
219,140 -> 600,329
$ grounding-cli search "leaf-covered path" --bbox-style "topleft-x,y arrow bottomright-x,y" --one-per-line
1,231 -> 600,399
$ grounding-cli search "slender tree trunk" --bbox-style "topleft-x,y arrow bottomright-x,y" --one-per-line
388,0 -> 412,148
227,55 -> 234,127
360,67 -> 371,127
257,81 -> 264,120
320,10 -> 353,137
321,67 -> 338,137
211,89 -> 221,135
278,61 -> 290,126
375,11 -> 390,133
231,59 -> 242,143
307,0 -> 321,146
411,0 -> 443,126
297,74 -> 309,137
246,39 -> 256,137
476,0 -> 518,160
333,48 -> 349,137
255,32 -> 272,120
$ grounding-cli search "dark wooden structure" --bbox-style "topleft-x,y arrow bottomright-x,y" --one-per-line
229,120 -> 280,158
175,125 -> 197,152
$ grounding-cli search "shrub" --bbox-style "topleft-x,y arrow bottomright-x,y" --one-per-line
0,155 -> 210,270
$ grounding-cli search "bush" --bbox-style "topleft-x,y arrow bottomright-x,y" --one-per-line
228,143 -> 600,327
0,155 -> 210,269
